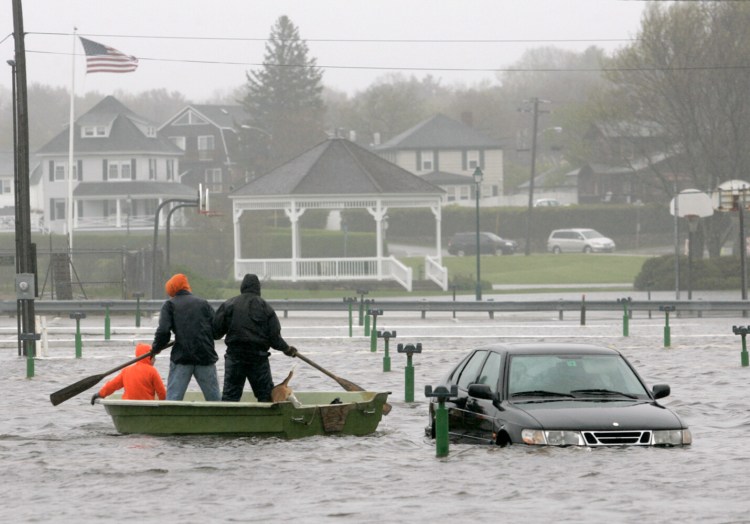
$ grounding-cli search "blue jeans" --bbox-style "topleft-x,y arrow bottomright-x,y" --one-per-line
166,361 -> 221,401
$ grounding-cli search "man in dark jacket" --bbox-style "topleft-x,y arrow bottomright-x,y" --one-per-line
213,273 -> 297,402
152,273 -> 220,401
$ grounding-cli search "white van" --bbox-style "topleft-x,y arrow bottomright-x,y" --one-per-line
547,228 -> 615,254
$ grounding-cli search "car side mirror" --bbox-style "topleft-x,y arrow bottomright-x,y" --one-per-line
652,384 -> 670,399
467,383 -> 494,400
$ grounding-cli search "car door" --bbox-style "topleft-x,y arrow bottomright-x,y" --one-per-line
447,350 -> 489,439
463,351 -> 504,443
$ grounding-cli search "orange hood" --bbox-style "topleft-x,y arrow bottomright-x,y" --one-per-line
165,273 -> 191,297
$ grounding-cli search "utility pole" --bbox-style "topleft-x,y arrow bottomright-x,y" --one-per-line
521,98 -> 550,256
12,0 -> 37,358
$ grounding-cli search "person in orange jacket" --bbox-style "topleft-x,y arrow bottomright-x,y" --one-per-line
91,343 -> 166,404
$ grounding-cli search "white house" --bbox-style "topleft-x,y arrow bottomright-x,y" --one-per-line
34,96 -> 194,233
372,113 -> 503,205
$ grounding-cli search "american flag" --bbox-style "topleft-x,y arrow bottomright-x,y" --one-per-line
79,37 -> 139,74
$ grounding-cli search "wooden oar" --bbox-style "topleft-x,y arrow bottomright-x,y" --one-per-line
295,352 -> 392,415
49,341 -> 174,406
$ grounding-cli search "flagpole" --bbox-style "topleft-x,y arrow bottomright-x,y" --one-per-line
67,27 -> 76,251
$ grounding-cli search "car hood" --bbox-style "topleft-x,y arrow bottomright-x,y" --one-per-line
514,400 -> 684,430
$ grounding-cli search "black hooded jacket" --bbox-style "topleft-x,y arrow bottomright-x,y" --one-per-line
152,290 -> 218,366
213,274 -> 290,360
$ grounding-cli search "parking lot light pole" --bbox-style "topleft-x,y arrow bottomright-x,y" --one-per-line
473,167 -> 483,301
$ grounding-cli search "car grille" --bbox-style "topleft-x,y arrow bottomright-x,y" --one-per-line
582,430 -> 652,446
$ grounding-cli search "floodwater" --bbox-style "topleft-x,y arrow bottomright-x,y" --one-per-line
1,307 -> 749,523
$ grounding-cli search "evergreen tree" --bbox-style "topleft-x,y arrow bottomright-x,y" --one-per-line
239,16 -> 326,178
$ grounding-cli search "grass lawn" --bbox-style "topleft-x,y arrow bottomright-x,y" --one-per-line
256,254 -> 650,300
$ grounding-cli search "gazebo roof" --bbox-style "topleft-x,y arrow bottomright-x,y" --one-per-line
230,138 -> 443,198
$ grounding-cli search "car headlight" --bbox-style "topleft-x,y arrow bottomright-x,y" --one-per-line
522,429 -> 585,446
653,429 -> 692,446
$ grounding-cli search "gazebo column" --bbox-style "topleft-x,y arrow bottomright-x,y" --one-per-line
284,203 -> 305,281
431,203 -> 442,263
367,200 -> 388,280
233,207 -> 243,279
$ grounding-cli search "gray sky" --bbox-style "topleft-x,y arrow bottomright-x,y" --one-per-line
2,0 -> 646,102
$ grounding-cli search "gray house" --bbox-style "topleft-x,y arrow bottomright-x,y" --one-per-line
373,113 -> 503,205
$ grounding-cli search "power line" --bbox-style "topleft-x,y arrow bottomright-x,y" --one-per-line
25,48 -> 750,74
28,31 -> 638,45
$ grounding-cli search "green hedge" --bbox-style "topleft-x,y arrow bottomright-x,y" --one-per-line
345,203 -> 672,252
634,254 -> 743,290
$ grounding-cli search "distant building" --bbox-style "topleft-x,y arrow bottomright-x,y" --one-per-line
34,96 -> 193,232
372,113 -> 503,205
159,104 -> 250,195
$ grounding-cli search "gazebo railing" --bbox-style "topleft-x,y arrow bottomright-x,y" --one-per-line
235,256 -> 413,290
424,256 -> 448,291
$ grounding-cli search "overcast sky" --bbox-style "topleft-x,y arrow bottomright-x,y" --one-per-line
2,0 -> 647,102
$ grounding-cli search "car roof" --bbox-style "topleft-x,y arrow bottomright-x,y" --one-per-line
551,228 -> 595,233
472,342 -> 620,356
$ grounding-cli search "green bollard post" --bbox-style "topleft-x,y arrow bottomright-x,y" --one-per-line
343,297 -> 356,338
580,294 -> 586,326
660,306 -> 673,347
70,312 -> 87,358
732,326 -> 750,367
104,303 -> 111,341
398,343 -> 422,403
378,330 -> 396,372
356,289 -> 368,326
369,309 -> 382,352
133,291 -> 144,328
619,297 -> 631,337
20,333 -> 39,379
364,310 -> 371,337
426,385 -> 457,458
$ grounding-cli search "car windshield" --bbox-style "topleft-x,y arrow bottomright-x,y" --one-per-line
580,230 -> 605,239
485,233 -> 503,241
507,354 -> 650,399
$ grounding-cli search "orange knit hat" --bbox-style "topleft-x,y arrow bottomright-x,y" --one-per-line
165,273 -> 191,297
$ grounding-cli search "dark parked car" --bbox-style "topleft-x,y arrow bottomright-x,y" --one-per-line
447,232 -> 517,256
426,343 -> 691,447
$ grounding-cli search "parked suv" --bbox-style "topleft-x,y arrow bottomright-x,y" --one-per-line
448,232 -> 517,256
547,228 -> 615,254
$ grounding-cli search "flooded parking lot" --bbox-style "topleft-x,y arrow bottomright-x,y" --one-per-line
1,307 -> 748,523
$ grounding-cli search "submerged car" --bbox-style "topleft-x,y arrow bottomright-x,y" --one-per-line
426,343 -> 691,447
447,232 -> 517,256
547,228 -> 615,254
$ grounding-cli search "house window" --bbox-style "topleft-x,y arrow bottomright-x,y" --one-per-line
0,178 -> 10,193
421,150 -> 434,171
169,136 -> 186,150
198,135 -> 215,160
54,162 -> 66,181
82,126 -> 107,137
459,185 -> 471,200
149,159 -> 157,180
50,199 -> 66,220
166,160 -> 174,181
108,161 -> 132,180
467,150 -> 480,170
205,168 -> 222,193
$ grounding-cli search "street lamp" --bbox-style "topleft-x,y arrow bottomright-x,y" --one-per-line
473,167 -> 484,301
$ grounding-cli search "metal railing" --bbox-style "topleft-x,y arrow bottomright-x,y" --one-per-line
1,298 -> 747,318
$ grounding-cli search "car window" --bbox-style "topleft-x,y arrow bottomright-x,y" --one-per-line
457,350 -> 488,390
581,230 -> 604,239
476,351 -> 503,393
508,354 -> 650,397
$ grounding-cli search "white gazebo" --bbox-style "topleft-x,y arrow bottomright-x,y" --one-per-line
229,138 -> 448,291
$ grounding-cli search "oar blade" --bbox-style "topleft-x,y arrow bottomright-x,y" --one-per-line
49,374 -> 105,406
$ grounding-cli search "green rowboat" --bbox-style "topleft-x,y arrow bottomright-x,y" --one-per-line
101,390 -> 391,438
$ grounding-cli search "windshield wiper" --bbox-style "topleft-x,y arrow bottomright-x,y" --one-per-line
570,389 -> 638,399
510,390 -> 575,398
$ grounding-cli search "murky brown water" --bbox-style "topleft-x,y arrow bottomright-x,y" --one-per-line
1,309 -> 748,523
